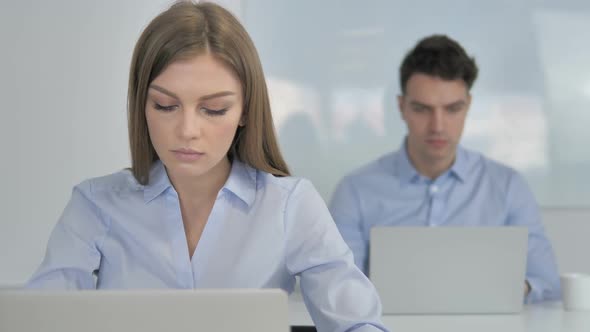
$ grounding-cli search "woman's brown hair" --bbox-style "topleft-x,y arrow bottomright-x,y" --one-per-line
128,1 -> 289,185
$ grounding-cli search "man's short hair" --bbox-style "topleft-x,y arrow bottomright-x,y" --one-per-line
400,34 -> 478,93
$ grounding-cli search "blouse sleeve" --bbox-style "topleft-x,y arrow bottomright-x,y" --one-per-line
283,179 -> 388,332
27,180 -> 109,289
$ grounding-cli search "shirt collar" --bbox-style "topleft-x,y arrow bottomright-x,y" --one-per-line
393,138 -> 468,183
143,160 -> 172,203
449,145 -> 468,183
221,159 -> 257,207
393,139 -> 420,183
142,159 -> 257,206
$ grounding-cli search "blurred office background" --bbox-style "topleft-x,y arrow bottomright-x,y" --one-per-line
0,0 -> 588,285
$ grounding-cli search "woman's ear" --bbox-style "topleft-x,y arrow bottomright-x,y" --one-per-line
239,114 -> 246,127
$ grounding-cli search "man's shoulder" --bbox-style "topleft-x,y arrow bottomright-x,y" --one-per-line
461,147 -> 527,193
479,154 -> 521,180
340,151 -> 397,185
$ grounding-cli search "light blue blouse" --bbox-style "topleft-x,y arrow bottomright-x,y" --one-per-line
28,160 -> 388,332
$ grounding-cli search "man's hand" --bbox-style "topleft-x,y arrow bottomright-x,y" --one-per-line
524,281 -> 531,297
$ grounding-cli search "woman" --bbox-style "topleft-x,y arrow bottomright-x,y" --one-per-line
28,2 -> 387,331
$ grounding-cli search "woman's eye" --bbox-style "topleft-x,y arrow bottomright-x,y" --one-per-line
154,103 -> 177,112
202,107 -> 228,116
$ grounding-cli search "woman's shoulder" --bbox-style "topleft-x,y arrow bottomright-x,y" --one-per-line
257,169 -> 319,199
74,168 -> 141,197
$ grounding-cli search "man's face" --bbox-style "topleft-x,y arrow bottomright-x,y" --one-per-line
398,73 -> 471,171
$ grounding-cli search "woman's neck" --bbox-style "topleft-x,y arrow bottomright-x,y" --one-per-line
168,158 -> 232,205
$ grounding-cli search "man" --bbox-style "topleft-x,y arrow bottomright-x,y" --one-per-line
329,34 -> 560,303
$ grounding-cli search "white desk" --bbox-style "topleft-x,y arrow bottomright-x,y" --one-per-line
288,293 -> 590,332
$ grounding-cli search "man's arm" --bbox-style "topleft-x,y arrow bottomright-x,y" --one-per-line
506,172 -> 561,303
329,177 -> 369,275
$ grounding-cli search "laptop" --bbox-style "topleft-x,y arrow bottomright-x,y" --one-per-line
370,226 -> 528,314
0,289 -> 289,332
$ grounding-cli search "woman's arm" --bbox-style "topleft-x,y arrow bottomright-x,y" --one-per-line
283,179 -> 388,332
27,181 -> 109,289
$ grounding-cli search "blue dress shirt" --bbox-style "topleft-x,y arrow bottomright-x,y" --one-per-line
329,142 -> 561,304
28,160 -> 388,332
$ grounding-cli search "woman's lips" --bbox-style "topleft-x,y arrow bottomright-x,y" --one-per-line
171,149 -> 204,162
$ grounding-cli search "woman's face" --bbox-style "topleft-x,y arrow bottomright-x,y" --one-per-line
145,53 -> 244,180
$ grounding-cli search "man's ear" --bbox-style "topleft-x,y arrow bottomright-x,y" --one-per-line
397,95 -> 405,120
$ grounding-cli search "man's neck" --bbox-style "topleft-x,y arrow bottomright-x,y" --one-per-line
416,161 -> 453,180
406,147 -> 455,180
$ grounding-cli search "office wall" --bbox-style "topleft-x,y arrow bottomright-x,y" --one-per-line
543,209 -> 590,275
1,0 -> 589,285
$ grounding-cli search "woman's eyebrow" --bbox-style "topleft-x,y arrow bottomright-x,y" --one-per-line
149,84 -> 179,99
149,84 -> 236,101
